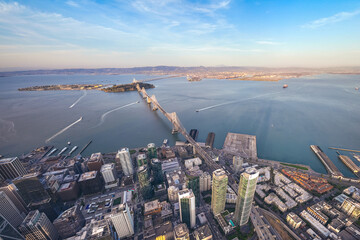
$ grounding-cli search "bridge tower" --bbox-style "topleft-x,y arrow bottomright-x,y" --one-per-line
141,88 -> 147,99
150,95 -> 158,111
168,112 -> 180,134
146,96 -> 151,104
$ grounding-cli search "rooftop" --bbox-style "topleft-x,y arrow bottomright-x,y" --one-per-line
0,157 -> 18,164
78,171 -> 97,181
223,132 -> 257,159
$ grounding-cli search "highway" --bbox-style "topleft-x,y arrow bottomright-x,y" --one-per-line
250,205 -> 278,240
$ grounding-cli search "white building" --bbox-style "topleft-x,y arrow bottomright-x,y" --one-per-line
168,185 -> 180,202
0,157 -> 27,180
116,148 -> 134,176
178,189 -> 196,229
100,163 -> 118,189
110,203 -> 134,238
199,172 -> 211,192
0,191 -> 24,228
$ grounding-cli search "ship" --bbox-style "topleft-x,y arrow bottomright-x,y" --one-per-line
67,141 -> 71,145
58,147 -> 68,156
69,146 -> 78,155
354,154 -> 360,163
283,84 -> 288,88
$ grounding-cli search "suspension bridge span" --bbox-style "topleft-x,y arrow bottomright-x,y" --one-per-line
136,83 -> 221,172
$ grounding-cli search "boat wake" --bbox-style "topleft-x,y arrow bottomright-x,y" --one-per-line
69,91 -> 87,108
45,117 -> 82,143
94,101 -> 139,128
195,91 -> 281,112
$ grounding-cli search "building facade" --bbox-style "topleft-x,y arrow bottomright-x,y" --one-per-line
0,213 -> 24,240
234,168 -> 259,226
110,203 -> 134,239
199,172 -> 211,192
0,191 -> 24,228
0,157 -> 27,180
19,210 -> 58,240
100,163 -> 118,189
178,189 -> 196,229
116,148 -> 134,176
53,205 -> 85,239
211,169 -> 228,215
174,223 -> 190,240
0,182 -> 28,215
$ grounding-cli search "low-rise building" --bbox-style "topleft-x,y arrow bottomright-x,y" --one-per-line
174,223 -> 190,240
264,193 -> 287,212
300,210 -> 331,238
144,199 -> 162,216
286,212 -> 303,229
193,224 -> 213,240
53,205 -> 85,239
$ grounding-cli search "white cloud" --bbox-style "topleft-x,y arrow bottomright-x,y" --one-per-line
66,1 -> 80,8
302,9 -> 360,29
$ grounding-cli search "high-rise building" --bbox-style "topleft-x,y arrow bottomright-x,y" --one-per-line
0,213 -> 24,240
234,168 -> 259,226
168,185 -> 180,202
87,152 -> 104,172
110,203 -> 134,239
13,173 -> 50,206
0,157 -> 27,180
193,224 -> 213,240
211,169 -> 228,215
0,182 -> 28,215
137,154 -> 147,167
151,158 -> 163,184
19,210 -> 58,240
53,205 -> 85,239
174,223 -> 190,240
78,171 -> 103,195
232,156 -> 243,173
116,148 -> 134,176
178,189 -> 196,229
147,143 -> 157,159
100,163 -> 118,189
138,166 -> 153,199
187,174 -> 200,207
0,191 -> 24,228
199,172 -> 211,192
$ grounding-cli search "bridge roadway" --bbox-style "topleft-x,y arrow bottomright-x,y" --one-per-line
136,84 -> 221,172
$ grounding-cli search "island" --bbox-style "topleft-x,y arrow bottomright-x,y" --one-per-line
18,82 -> 155,93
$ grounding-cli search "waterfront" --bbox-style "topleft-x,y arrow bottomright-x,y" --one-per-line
0,74 -> 360,177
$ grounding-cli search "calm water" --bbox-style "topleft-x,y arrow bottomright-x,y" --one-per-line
0,74 -> 360,177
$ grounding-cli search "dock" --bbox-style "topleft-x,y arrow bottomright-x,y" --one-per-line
205,132 -> 215,149
79,140 -> 92,155
310,145 -> 343,177
329,147 -> 360,153
338,155 -> 360,178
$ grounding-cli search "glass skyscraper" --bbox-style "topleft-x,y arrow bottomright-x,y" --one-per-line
234,168 -> 259,226
211,169 -> 228,215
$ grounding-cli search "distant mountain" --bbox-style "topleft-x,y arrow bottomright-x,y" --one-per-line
1,66 -> 360,77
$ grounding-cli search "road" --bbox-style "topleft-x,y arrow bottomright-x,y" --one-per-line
250,205 -> 279,240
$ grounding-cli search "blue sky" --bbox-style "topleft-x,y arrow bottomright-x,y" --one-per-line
0,0 -> 360,69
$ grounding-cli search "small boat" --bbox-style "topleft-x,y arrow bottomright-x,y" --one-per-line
195,110 -> 199,112
283,84 -> 288,88
67,141 -> 71,145
356,87 -> 359,90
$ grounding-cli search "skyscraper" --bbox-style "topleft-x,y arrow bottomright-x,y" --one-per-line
178,189 -> 196,229
186,174 -> 200,207
110,203 -> 134,239
116,148 -> 134,176
19,210 -> 58,240
138,166 -> 153,199
234,168 -> 259,226
199,172 -> 211,192
232,156 -> 243,174
100,163 -> 118,189
0,157 -> 27,180
0,213 -> 24,240
0,182 -> 28,215
53,205 -> 85,239
211,169 -> 228,215
0,191 -> 24,228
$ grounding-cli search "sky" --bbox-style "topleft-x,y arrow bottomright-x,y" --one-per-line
0,0 -> 360,70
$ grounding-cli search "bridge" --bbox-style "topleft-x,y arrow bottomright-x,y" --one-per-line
136,83 -> 221,171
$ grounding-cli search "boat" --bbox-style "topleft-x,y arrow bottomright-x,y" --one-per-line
69,146 -> 78,155
67,141 -> 71,145
356,87 -> 359,90
195,110 -> 199,112
283,84 -> 288,88
47,148 -> 57,156
58,147 -> 68,156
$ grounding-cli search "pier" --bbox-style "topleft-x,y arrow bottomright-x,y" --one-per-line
79,140 -> 92,155
310,145 -> 343,177
338,155 -> 360,178
329,147 -> 360,153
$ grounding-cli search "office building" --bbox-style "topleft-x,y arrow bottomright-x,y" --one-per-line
174,223 -> 190,240
0,213 -> 24,240
0,191 -> 24,228
232,156 -> 243,173
13,173 -> 50,206
87,152 -> 104,171
161,158 -> 181,174
53,205 -> 85,239
19,210 -> 58,240
168,185 -> 180,202
341,197 -> 360,218
0,182 -> 28,215
147,143 -> 157,159
78,171 -> 103,195
286,212 -> 303,229
211,169 -> 228,215
199,172 -> 211,192
137,153 -> 147,167
57,181 -> 79,201
116,148 -> 134,176
187,174 -> 200,207
193,224 -> 213,240
234,168 -> 259,226
151,158 -> 163,184
0,157 -> 27,180
178,189 -> 196,229
100,163 -> 118,189
110,203 -> 134,239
